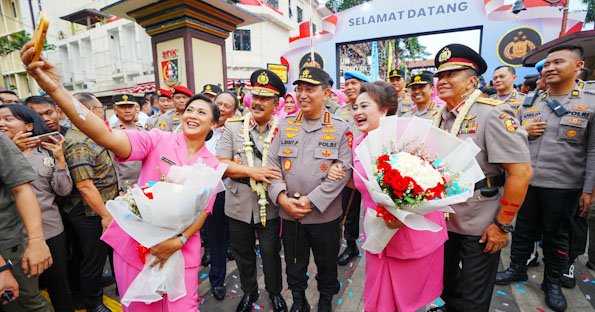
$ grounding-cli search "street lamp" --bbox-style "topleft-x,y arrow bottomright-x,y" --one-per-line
512,0 -> 527,14
511,0 -> 571,37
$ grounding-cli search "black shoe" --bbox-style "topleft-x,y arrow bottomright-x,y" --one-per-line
227,246 -> 235,261
495,264 -> 528,285
202,249 -> 211,266
236,292 -> 259,312
87,303 -> 112,312
337,244 -> 359,266
317,294 -> 333,312
289,292 -> 310,312
541,282 -> 567,312
100,275 -> 116,287
71,296 -> 85,310
213,286 -> 226,301
270,293 -> 288,312
561,263 -> 576,289
427,306 -> 447,312
527,251 -> 540,267
587,262 -> 595,270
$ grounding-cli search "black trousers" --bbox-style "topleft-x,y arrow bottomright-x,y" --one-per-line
341,187 -> 362,243
568,203 -> 588,262
39,232 -> 74,311
510,186 -> 581,284
205,192 -> 227,287
64,204 -> 108,308
229,217 -> 282,295
442,232 -> 500,312
282,218 -> 340,296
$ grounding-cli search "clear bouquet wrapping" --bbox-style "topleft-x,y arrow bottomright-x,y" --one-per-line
106,161 -> 227,306
355,116 -> 485,254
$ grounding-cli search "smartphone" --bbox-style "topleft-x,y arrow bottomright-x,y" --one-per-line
31,12 -> 49,62
35,131 -> 62,143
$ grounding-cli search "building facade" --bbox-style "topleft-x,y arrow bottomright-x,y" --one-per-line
0,0 -> 331,99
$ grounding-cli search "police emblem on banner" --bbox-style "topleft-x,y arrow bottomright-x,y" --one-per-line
162,59 -> 179,86
497,27 -> 542,66
299,52 -> 325,69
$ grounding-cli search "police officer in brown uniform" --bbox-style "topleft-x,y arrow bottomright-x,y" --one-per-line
497,45 -> 595,312
402,72 -> 441,119
110,93 -> 144,188
217,69 -> 288,312
389,69 -> 414,116
202,84 -> 223,101
145,88 -> 172,130
268,67 -> 352,312
426,44 -> 532,312
334,71 -> 365,266
491,65 -> 526,113
154,85 -> 193,132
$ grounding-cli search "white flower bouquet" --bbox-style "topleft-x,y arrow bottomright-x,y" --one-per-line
105,161 -> 227,306
355,116 -> 485,254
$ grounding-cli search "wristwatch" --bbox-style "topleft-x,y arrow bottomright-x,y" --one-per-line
178,234 -> 188,246
0,259 -> 12,273
494,218 -> 514,233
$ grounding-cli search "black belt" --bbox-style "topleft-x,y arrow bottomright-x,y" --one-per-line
231,177 -> 250,186
474,175 -> 505,190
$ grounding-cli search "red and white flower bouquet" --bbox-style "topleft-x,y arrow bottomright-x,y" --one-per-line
355,116 -> 485,254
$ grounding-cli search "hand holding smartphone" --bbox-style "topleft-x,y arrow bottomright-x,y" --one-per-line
31,12 -> 49,62
35,131 -> 62,144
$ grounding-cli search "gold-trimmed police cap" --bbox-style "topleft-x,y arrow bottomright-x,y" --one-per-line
112,93 -> 137,106
293,67 -> 331,86
250,69 -> 286,97
407,72 -> 434,87
201,84 -> 222,97
388,69 -> 405,79
434,43 -> 487,75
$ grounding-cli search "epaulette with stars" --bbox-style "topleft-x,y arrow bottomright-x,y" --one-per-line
227,117 -> 245,122
475,97 -> 504,106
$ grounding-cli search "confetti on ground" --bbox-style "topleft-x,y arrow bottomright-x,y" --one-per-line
338,298 -> 343,305
497,290 -> 507,296
345,268 -> 356,275
227,295 -> 236,299
235,284 -> 239,289
436,298 -> 445,306
515,284 -> 526,294
357,238 -> 364,243
232,275 -> 237,279
200,273 -> 208,279
259,264 -> 264,268
340,282 -> 343,289
587,294 -> 591,300
231,290 -> 237,294
306,272 -> 310,277
532,274 -> 537,279
349,292 -> 353,297
198,297 -> 205,305
536,308 -> 545,312
503,303 -> 509,307
358,253 -> 363,258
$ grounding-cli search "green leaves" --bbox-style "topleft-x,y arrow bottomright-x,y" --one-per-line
0,31 -> 55,57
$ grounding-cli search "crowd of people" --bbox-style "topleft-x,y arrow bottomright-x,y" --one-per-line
0,36 -> 592,312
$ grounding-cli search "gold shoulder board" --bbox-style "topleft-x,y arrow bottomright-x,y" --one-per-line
476,97 -> 504,106
227,117 -> 245,122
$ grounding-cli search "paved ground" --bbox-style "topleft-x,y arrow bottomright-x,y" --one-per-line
77,235 -> 595,312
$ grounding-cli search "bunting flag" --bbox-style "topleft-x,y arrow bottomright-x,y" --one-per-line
484,0 -> 585,35
288,15 -> 338,50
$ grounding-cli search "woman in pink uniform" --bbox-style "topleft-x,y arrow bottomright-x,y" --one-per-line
21,42 -> 221,311
335,81 -> 448,312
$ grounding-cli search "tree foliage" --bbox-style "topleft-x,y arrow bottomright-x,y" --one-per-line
0,31 -> 55,57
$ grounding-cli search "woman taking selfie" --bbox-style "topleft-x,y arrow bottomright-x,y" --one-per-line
0,104 -> 74,311
21,42 -> 220,311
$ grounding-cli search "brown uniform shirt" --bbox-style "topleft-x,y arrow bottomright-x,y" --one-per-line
216,117 -> 280,224
111,119 -> 144,188
402,102 -> 442,119
436,94 -> 530,236
518,83 -> 595,193
267,110 -> 353,224
154,109 -> 183,132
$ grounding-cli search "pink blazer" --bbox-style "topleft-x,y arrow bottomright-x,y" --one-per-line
101,129 -> 217,270
353,135 -> 448,259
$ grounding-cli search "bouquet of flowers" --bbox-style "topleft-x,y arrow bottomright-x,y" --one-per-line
355,116 -> 485,254
105,161 -> 227,306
